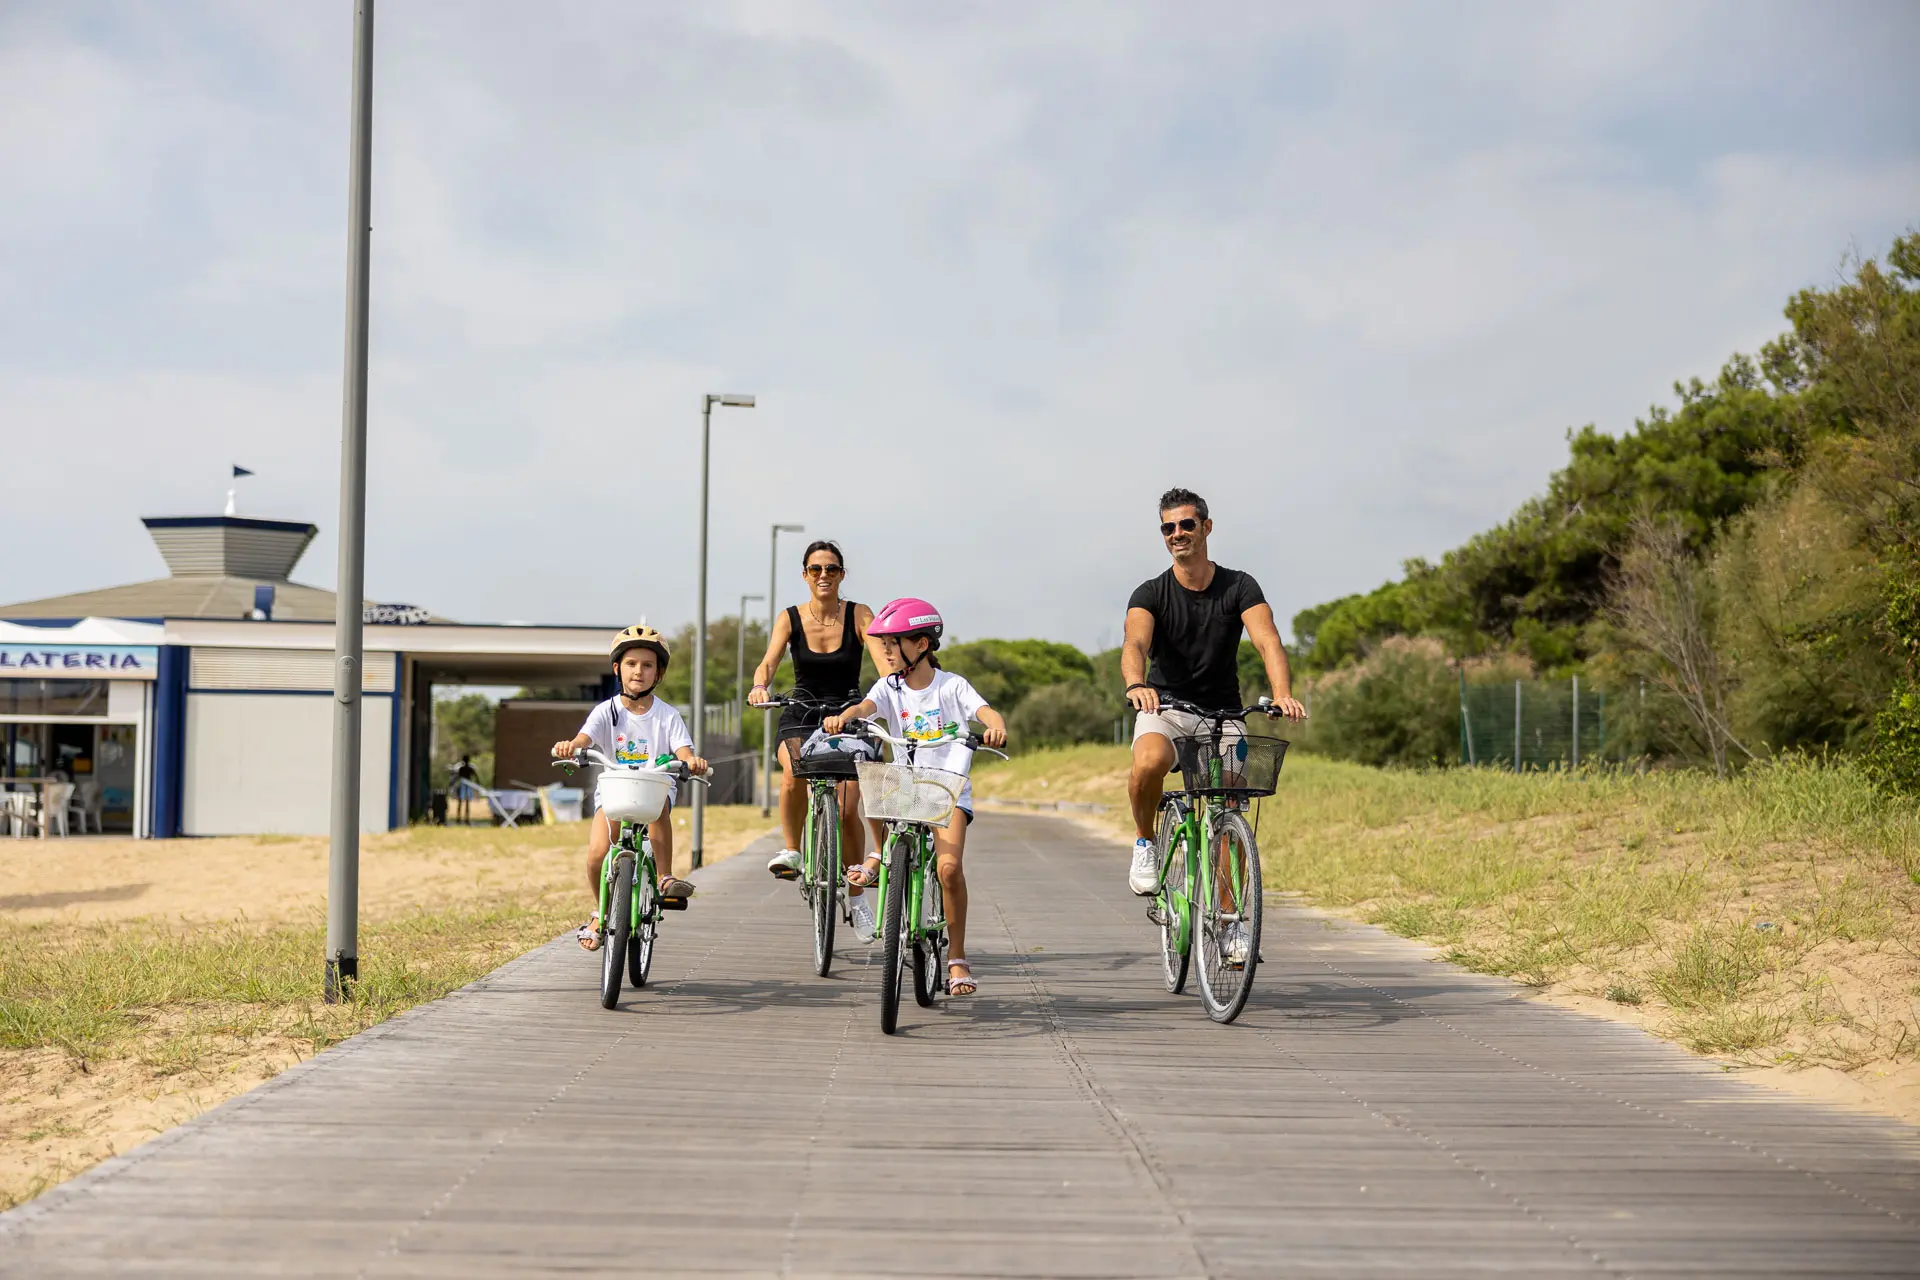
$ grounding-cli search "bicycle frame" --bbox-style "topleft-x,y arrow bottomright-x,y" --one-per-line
598,821 -> 657,933
872,820 -> 943,952
1154,704 -> 1266,972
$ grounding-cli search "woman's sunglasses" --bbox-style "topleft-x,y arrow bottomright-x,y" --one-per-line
1160,518 -> 1200,536
803,564 -> 845,578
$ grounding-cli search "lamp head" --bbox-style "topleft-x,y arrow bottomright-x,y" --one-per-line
709,393 -> 756,408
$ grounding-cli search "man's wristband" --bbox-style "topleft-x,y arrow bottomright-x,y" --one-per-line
1125,683 -> 1151,693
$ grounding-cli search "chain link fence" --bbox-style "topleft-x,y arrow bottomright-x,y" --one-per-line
1459,677 -> 1607,770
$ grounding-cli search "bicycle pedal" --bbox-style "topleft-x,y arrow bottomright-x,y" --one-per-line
660,896 -> 690,911
1145,904 -> 1168,926
770,867 -> 800,881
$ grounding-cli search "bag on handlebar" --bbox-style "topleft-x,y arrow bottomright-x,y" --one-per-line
791,727 -> 880,780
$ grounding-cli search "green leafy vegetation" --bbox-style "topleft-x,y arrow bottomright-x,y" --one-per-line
1290,231 -> 1920,778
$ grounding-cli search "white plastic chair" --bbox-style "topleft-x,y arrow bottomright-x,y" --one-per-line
43,782 -> 74,837
4,791 -> 38,838
69,780 -> 101,834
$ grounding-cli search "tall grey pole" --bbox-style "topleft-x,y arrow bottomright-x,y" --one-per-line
691,398 -> 711,870
762,522 -> 803,816
326,0 -> 375,1004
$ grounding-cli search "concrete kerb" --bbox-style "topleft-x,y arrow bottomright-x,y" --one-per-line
0,831 -> 783,1235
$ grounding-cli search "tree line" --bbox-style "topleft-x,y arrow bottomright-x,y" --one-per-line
1288,232 -> 1920,783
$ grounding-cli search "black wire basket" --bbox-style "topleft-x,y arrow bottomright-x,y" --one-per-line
1172,732 -> 1289,798
790,748 -> 864,780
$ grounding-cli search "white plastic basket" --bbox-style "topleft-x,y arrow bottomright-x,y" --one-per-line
856,760 -> 966,827
595,767 -> 673,825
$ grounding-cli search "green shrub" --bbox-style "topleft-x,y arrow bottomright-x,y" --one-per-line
1298,636 -> 1459,768
1007,682 -> 1115,751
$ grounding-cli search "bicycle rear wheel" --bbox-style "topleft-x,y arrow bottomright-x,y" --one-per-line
1196,810 -> 1261,1024
912,867 -> 944,1007
811,788 -> 839,977
879,837 -> 908,1035
628,856 -> 656,989
601,854 -> 634,1010
1155,804 -> 1191,994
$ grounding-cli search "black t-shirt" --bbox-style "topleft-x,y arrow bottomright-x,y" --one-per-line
1127,566 -> 1266,710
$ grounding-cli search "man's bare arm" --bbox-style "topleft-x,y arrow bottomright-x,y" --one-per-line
1242,603 -> 1306,719
1122,606 -> 1159,715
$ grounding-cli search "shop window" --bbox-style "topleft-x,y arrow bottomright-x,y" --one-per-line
0,679 -> 110,716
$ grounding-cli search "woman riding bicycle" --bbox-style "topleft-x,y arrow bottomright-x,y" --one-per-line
826,597 -> 1007,997
554,625 -> 709,951
747,540 -> 888,935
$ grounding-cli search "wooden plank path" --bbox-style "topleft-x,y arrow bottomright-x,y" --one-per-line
4,812 -> 1919,1277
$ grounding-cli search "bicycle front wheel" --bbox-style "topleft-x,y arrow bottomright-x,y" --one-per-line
601,855 -> 635,1010
1155,804 -> 1191,994
912,865 -> 944,1007
1195,810 -> 1261,1025
811,787 -> 839,977
879,838 -> 908,1035
629,861 -> 656,989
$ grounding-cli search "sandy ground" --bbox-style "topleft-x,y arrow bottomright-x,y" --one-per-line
0,806 -> 778,1208
974,782 -> 1920,1129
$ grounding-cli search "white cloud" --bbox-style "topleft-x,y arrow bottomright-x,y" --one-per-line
2,0 -> 1916,649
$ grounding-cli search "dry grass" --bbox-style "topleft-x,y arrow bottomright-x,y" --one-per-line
974,746 -> 1920,1114
0,806 -> 777,1208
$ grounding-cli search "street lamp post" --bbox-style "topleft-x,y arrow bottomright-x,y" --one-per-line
736,593 -> 764,741
692,393 -> 754,871
762,522 -> 805,816
325,0 -> 375,1005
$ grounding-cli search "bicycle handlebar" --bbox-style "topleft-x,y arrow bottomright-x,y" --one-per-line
853,718 -> 1010,761
551,746 -> 710,784
1153,695 -> 1291,722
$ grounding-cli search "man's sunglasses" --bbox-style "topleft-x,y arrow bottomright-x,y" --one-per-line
1160,518 -> 1200,537
803,564 -> 845,578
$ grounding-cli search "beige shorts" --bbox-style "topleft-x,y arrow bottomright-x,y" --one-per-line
1133,708 -> 1246,749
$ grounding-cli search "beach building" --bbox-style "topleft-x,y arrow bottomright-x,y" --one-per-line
0,514 -> 613,837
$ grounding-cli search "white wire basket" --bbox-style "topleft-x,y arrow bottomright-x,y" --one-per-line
856,760 -> 966,827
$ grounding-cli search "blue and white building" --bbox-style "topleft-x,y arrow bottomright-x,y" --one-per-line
0,514 -> 612,837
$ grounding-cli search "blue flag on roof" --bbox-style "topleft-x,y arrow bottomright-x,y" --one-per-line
232,465 -> 254,477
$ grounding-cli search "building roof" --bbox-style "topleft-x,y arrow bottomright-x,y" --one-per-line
0,576 -> 348,622
141,516 -> 318,580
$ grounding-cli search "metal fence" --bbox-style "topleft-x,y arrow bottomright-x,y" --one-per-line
1460,677 -> 1606,770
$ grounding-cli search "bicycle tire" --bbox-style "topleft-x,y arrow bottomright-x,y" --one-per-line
628,856 -> 655,989
912,866 -> 944,1007
879,836 -> 908,1035
601,854 -> 635,1010
1196,809 -> 1261,1024
811,787 -> 839,977
1155,804 -> 1191,994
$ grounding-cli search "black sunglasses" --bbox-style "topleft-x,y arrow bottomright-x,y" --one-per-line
1159,518 -> 1200,536
804,564 -> 845,578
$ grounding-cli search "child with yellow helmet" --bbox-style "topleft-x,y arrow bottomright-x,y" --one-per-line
554,625 -> 709,950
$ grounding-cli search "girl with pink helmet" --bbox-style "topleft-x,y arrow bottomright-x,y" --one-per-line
825,596 -> 1007,997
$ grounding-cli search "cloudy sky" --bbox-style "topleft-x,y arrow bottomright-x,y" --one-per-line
4,1 -> 1916,651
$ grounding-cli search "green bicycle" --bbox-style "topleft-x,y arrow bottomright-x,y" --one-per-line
855,723 -> 1005,1035
1149,697 -> 1289,1025
763,692 -> 867,976
554,747 -> 706,1009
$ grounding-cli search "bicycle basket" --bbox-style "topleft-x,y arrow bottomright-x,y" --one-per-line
1172,731 -> 1288,797
792,750 -> 861,780
855,760 -> 966,827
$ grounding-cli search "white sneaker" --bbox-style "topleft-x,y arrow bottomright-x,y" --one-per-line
848,891 -> 877,942
1128,839 -> 1161,896
767,849 -> 802,880
1222,922 -> 1251,967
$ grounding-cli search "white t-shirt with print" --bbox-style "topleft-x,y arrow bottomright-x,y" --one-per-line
579,696 -> 692,804
865,669 -> 989,811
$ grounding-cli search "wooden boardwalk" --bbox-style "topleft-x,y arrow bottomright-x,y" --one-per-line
4,813 -> 1919,1277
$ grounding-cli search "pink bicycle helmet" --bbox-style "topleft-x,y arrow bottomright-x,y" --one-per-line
869,597 -> 943,641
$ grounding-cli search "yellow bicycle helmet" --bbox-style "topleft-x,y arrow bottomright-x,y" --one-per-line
609,624 -> 671,672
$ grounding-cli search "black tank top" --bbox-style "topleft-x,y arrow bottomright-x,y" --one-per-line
786,602 -> 863,698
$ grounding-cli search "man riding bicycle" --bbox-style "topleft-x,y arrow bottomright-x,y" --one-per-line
1122,487 -> 1306,896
